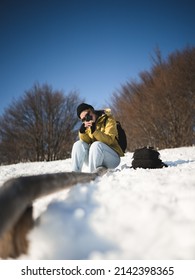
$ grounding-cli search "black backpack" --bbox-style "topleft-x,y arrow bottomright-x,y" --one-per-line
132,146 -> 168,169
103,116 -> 127,153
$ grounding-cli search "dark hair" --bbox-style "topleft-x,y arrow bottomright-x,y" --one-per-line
77,103 -> 94,118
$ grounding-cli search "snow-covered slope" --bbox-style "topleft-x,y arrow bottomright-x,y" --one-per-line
0,147 -> 195,259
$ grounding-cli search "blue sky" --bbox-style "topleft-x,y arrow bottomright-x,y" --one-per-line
0,0 -> 194,114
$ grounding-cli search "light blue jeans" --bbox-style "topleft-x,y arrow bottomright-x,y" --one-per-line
71,140 -> 120,172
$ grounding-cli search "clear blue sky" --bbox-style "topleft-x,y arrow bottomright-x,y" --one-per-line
0,0 -> 194,114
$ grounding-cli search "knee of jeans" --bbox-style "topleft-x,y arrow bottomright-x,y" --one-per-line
73,140 -> 89,151
90,141 -> 103,152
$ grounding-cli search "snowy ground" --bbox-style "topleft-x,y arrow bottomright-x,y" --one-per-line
0,146 -> 195,260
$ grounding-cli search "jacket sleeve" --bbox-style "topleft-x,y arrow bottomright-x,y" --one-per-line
79,130 -> 92,143
92,117 -> 117,145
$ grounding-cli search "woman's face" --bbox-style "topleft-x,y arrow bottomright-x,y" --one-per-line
80,109 -> 96,123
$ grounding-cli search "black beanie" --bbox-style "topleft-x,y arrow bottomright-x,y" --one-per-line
77,103 -> 94,118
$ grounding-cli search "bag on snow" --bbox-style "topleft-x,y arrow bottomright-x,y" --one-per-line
131,146 -> 168,169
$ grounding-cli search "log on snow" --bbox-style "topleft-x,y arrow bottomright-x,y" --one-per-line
0,169 -> 107,258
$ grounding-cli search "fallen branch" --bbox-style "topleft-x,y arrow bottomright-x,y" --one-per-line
0,168 -> 107,259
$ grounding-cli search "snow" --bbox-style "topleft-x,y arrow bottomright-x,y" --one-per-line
0,146 -> 195,260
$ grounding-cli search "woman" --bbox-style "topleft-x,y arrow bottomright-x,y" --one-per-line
71,103 -> 124,172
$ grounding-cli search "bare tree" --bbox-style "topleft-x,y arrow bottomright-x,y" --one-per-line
0,83 -> 82,164
111,47 -> 195,151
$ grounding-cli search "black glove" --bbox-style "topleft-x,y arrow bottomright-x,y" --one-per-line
79,123 -> 86,133
90,122 -> 96,133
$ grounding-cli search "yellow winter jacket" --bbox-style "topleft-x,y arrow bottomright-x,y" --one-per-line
79,110 -> 124,157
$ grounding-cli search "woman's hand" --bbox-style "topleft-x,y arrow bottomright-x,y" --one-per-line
83,121 -> 96,133
84,120 -> 93,128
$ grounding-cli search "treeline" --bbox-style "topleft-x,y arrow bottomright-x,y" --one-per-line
111,46 -> 195,151
0,84 -> 82,164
